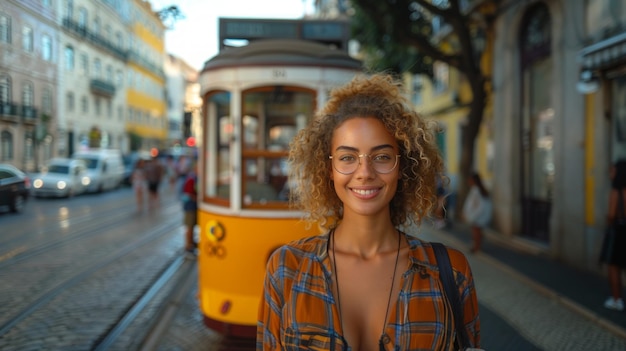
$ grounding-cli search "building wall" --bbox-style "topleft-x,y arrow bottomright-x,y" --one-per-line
56,0 -> 130,156
579,0 -> 626,267
1,0 -> 58,171
125,0 -> 166,152
491,0 -> 599,269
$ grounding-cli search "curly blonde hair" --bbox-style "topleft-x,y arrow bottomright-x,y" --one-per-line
288,73 -> 445,229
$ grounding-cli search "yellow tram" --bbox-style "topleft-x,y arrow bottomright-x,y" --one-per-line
197,18 -> 362,338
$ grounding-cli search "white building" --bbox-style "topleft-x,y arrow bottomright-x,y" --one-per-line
1,0 -> 59,171
56,0 -> 131,156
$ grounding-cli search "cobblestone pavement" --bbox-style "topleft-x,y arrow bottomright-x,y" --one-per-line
417,223 -> 626,351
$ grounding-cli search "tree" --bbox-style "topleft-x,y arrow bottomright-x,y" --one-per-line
156,5 -> 185,29
351,0 -> 492,216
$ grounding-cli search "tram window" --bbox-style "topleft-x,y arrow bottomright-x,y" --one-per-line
242,156 -> 290,204
243,115 -> 258,149
204,91 -> 231,203
239,87 -> 315,207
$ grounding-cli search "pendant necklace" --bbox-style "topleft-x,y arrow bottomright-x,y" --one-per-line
331,230 -> 401,351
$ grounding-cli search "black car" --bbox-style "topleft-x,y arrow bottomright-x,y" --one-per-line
0,164 -> 30,213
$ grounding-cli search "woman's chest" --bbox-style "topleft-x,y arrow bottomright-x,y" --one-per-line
281,267 -> 454,350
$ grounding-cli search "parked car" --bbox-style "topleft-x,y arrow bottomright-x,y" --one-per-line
72,149 -> 124,193
0,163 -> 30,213
31,158 -> 91,198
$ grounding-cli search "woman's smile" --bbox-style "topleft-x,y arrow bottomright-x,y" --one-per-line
350,186 -> 381,197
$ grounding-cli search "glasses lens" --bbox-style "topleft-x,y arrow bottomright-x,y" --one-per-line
333,153 -> 359,174
371,153 -> 398,173
331,153 -> 398,174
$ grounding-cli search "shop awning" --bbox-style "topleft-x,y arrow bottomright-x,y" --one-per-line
578,32 -> 626,70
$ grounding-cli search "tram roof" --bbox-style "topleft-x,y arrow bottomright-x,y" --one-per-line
201,39 -> 362,71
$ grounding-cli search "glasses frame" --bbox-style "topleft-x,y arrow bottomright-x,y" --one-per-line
329,153 -> 401,175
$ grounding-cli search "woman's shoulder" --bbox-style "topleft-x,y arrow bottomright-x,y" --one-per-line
405,235 -> 471,274
268,233 -> 329,266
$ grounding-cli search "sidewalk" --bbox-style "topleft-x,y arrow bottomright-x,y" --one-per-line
415,221 -> 626,350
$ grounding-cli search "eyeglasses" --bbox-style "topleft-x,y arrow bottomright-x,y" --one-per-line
329,152 -> 400,175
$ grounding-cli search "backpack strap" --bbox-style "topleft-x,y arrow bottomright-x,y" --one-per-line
432,242 -> 470,350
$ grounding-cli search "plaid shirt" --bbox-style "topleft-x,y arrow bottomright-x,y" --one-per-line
257,232 -> 481,350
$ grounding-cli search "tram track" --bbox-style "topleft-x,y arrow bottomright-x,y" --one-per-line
0,200 -> 179,268
92,255 -> 192,351
0,218 -> 180,339
0,192 -> 136,256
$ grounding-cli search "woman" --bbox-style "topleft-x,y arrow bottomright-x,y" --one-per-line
131,159 -> 147,212
602,160 -> 626,311
462,172 -> 492,253
257,74 -> 481,350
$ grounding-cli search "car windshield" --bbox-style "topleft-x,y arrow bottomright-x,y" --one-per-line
48,165 -> 70,174
75,157 -> 98,169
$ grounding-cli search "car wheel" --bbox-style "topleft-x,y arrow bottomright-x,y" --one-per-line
10,195 -> 25,213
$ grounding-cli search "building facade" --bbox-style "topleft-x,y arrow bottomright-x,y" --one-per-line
56,0 -> 131,157
125,0 -> 167,153
491,0 -> 626,270
163,53 -> 200,150
406,0 -> 626,272
1,0 -> 58,171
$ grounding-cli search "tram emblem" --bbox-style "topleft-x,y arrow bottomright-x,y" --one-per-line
204,220 -> 226,258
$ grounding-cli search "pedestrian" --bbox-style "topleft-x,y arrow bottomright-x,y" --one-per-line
131,159 -> 147,212
257,74 -> 481,350
165,154 -> 177,192
601,160 -> 626,311
175,155 -> 191,198
144,157 -> 164,211
182,162 -> 198,257
462,172 -> 492,253
434,175 -> 449,229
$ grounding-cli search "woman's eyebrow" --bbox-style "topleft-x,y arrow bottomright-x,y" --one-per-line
333,144 -> 396,152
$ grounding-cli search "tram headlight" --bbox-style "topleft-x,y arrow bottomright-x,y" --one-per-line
33,179 -> 43,188
57,181 -> 67,190
82,176 -> 91,186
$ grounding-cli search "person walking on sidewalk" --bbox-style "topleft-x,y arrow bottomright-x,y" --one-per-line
131,159 -> 147,212
602,160 -> 626,311
257,74 -> 481,350
181,162 -> 198,257
462,172 -> 492,253
144,157 -> 164,211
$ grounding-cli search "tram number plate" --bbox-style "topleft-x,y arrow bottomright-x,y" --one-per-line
273,69 -> 286,78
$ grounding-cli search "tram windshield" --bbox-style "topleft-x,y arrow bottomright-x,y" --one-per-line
204,87 -> 315,208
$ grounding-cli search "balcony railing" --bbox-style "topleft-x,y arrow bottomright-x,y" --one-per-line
90,79 -> 116,97
62,18 -> 128,61
0,102 -> 38,123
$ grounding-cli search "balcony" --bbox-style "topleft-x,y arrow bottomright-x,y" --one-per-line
0,103 -> 37,124
62,18 -> 128,61
90,79 -> 116,97
22,106 -> 38,124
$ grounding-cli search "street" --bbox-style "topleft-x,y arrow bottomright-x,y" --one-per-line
0,186 -> 217,350
0,185 -> 625,350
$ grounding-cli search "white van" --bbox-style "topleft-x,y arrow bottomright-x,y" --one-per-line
72,149 -> 124,193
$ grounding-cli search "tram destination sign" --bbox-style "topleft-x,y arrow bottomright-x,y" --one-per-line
219,18 -> 349,51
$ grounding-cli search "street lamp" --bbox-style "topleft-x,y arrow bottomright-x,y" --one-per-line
576,69 -> 599,94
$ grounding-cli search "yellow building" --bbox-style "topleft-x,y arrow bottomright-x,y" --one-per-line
126,0 -> 167,151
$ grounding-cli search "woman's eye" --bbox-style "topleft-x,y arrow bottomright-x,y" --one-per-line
373,154 -> 392,162
339,155 -> 357,162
